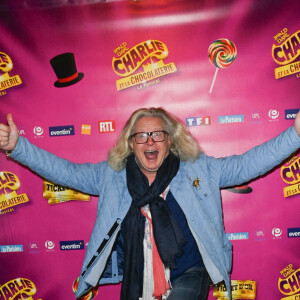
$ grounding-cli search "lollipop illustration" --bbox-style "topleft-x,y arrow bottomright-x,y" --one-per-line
72,277 -> 99,300
208,38 -> 237,93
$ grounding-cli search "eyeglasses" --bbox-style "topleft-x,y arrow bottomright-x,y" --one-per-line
131,131 -> 169,144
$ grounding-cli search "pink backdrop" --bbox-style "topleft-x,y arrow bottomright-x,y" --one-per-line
0,0 -> 299,299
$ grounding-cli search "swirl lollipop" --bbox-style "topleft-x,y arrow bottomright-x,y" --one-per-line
72,277 -> 99,300
208,38 -> 237,93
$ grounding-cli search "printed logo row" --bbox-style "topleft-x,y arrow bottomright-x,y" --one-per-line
0,240 -> 85,253
187,108 -> 299,126
228,227 -> 300,241
2,227 -> 299,253
17,108 -> 300,138
28,122 -> 115,137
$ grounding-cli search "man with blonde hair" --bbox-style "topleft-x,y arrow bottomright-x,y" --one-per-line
0,108 -> 300,300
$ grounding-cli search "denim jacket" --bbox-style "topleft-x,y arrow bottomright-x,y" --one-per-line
10,126 -> 300,299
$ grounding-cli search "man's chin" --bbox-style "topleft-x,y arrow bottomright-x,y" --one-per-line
141,164 -> 160,174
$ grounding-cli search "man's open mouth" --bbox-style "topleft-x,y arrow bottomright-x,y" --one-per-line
144,150 -> 158,160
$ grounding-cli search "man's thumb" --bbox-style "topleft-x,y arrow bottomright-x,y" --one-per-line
7,113 -> 16,128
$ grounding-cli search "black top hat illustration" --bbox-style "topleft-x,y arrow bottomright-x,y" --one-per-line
50,52 -> 84,87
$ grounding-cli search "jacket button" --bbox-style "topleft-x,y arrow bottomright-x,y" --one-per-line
204,193 -> 208,197
104,235 -> 109,240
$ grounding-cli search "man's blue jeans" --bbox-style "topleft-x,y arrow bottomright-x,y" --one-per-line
167,266 -> 210,300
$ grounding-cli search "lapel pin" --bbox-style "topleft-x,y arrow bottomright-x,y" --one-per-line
190,177 -> 201,190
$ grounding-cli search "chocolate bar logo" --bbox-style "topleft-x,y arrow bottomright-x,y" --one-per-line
0,52 -> 22,94
0,171 -> 29,215
112,40 -> 177,91
272,28 -> 300,79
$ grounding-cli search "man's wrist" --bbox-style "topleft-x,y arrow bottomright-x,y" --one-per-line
6,150 -> 12,157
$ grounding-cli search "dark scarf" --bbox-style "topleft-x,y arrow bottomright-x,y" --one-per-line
121,152 -> 186,300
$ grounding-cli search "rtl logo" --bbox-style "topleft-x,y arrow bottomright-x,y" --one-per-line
98,120 -> 115,133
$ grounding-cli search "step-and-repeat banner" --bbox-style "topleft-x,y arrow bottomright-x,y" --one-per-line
0,0 -> 299,299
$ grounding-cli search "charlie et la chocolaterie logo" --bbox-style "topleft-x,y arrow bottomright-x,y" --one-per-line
0,278 -> 42,300
112,40 -> 177,91
0,52 -> 22,95
0,171 -> 29,215
278,264 -> 300,299
272,28 -> 300,79
280,155 -> 300,198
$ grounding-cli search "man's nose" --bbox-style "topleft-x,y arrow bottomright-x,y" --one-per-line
146,135 -> 155,145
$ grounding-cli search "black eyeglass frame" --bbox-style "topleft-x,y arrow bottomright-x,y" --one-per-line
130,130 -> 169,144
